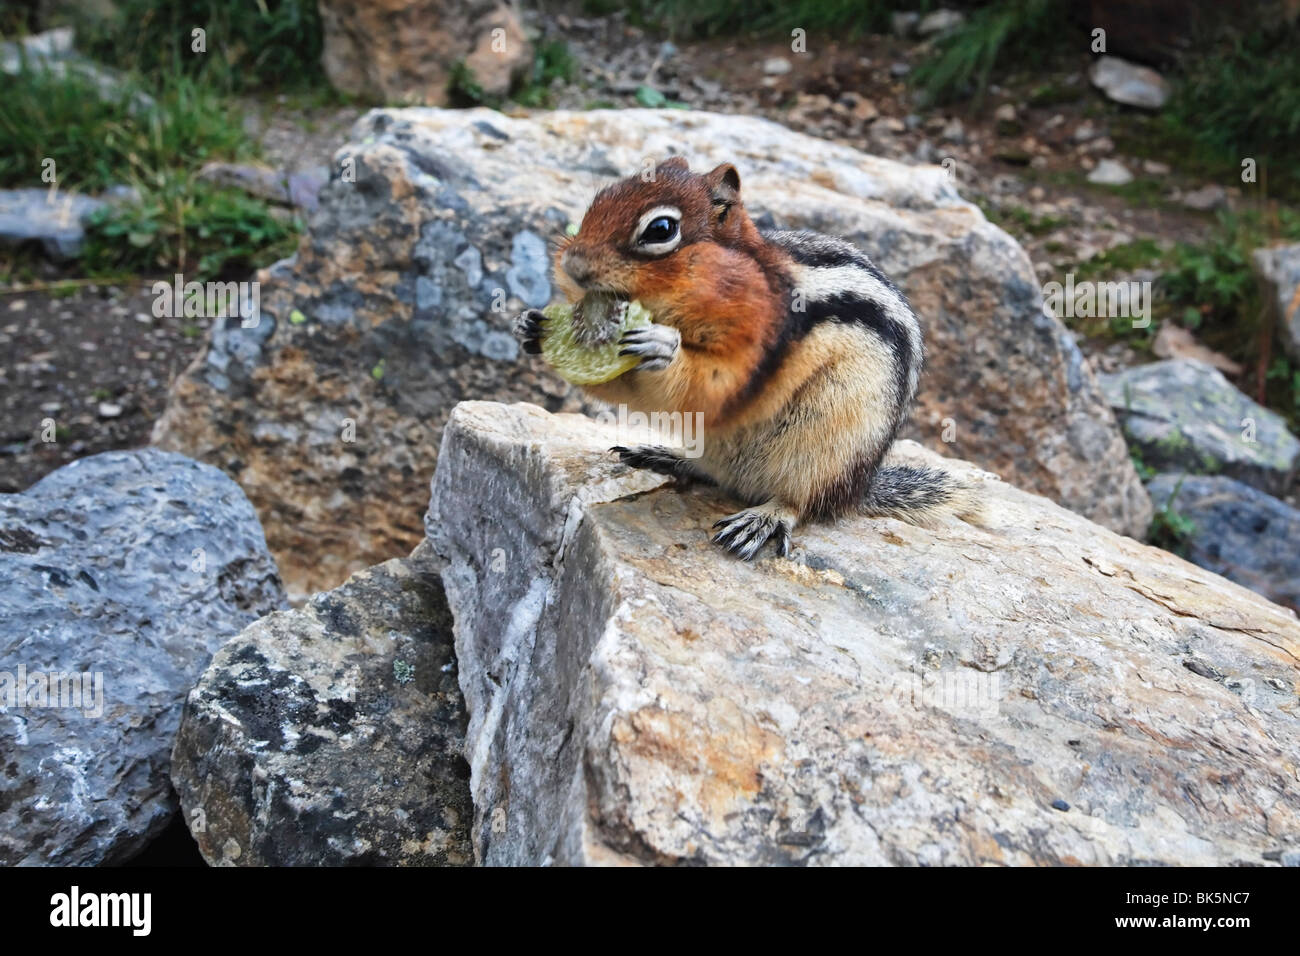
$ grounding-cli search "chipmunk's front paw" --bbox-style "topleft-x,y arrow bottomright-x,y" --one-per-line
619,323 -> 679,372
711,503 -> 795,560
513,309 -> 548,354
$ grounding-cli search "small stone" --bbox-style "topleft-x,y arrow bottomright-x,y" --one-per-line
1051,799 -> 1071,812
1087,159 -> 1133,185
890,62 -> 911,78
994,102 -> 1020,135
97,402 -> 123,418
1072,122 -> 1099,143
918,9 -> 966,37
1143,159 -> 1170,175
762,57 -> 792,76
1181,184 -> 1227,211
1089,55 -> 1169,110
891,11 -> 920,36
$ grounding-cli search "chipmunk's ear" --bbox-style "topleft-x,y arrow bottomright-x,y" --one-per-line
706,164 -> 741,222
655,156 -> 690,176
707,163 -> 740,201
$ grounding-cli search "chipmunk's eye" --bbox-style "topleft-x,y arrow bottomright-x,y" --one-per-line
633,206 -> 683,254
640,217 -> 677,244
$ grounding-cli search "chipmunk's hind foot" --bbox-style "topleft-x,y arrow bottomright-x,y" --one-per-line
711,501 -> 796,560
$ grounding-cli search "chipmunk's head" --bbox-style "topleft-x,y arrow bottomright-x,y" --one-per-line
554,157 -> 760,302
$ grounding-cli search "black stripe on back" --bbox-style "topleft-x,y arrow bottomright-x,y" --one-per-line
723,287 -> 913,421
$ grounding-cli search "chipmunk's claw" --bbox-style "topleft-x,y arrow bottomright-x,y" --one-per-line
711,507 -> 793,561
618,324 -> 680,372
514,309 -> 548,354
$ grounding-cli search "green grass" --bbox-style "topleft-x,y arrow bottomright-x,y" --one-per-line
78,0 -> 327,94
1160,22 -> 1300,192
0,59 -> 297,281
1147,477 -> 1198,557
1073,239 -> 1165,282
83,183 -> 298,280
911,0 -> 1072,105
0,66 -> 249,193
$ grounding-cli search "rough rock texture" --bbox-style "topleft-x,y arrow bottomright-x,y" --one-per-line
318,0 -> 530,105
1254,242 -> 1300,364
154,107 -> 1150,599
1099,358 -> 1300,496
1148,473 -> 1300,614
170,542 -> 472,866
0,449 -> 284,866
0,188 -> 107,260
430,401 -> 1300,866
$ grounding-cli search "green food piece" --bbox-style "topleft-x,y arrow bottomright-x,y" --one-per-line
540,298 -> 654,385
289,308 -> 307,325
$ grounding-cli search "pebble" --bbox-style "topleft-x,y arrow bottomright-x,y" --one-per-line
1086,159 -> 1133,186
762,57 -> 791,76
97,402 -> 123,419
1051,799 -> 1070,811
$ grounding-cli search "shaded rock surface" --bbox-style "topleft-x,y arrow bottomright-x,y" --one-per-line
170,542 -> 472,866
1099,358 -> 1300,496
154,107 -> 1149,599
430,401 -> 1300,866
1254,242 -> 1300,364
0,449 -> 284,866
318,0 -> 530,105
1148,473 -> 1300,614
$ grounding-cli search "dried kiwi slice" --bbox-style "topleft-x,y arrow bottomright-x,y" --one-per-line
540,297 -> 654,385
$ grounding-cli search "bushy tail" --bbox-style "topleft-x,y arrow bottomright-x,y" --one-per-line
861,464 -> 987,525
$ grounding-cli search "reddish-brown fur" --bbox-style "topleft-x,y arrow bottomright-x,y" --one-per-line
553,159 -> 794,429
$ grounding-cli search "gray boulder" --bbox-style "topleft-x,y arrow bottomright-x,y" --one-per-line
1254,242 -> 1300,364
1099,358 -> 1300,496
0,189 -> 107,261
0,449 -> 284,865
170,543 -> 473,866
1148,473 -> 1300,613
430,400 -> 1300,866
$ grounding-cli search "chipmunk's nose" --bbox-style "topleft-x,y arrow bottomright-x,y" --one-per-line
562,247 -> 596,287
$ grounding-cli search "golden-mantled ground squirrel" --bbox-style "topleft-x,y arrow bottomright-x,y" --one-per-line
515,157 -> 983,559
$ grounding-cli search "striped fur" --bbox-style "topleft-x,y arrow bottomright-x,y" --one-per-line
536,159 -> 985,558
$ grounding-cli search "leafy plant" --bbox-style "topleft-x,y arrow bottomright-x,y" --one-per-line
83,184 -> 298,280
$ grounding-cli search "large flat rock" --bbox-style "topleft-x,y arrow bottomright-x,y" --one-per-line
154,107 -> 1149,600
429,401 -> 1299,866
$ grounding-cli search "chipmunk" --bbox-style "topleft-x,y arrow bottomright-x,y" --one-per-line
514,156 -> 984,559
